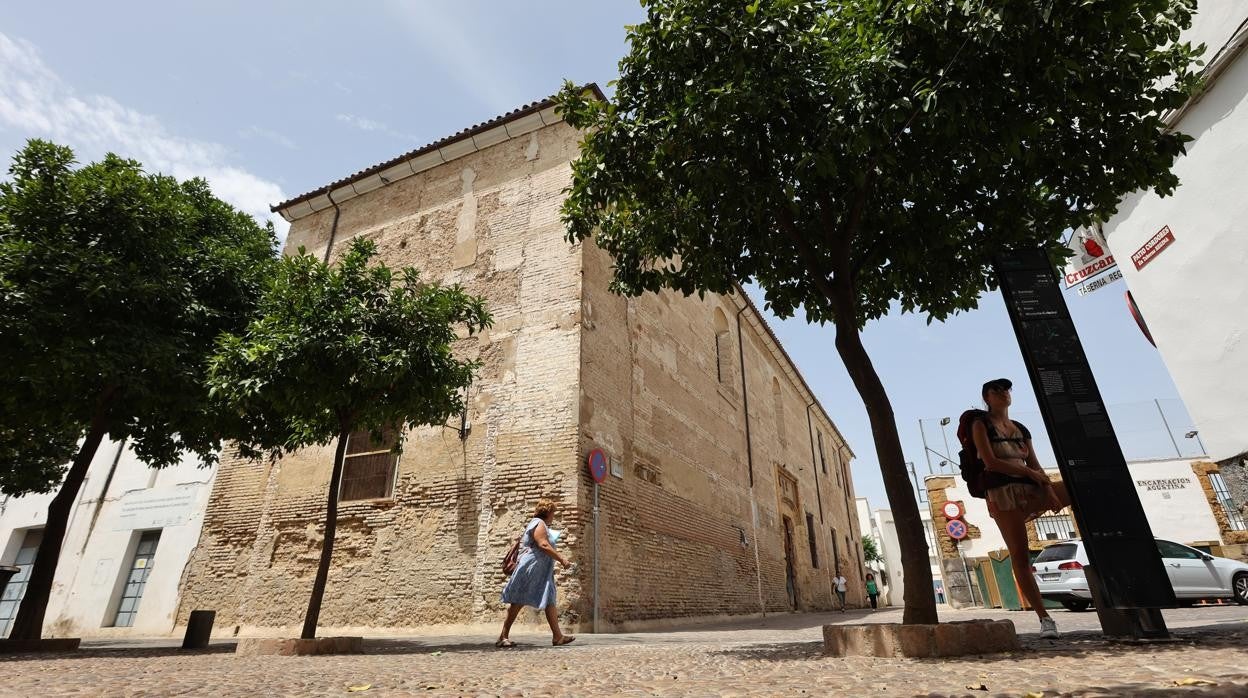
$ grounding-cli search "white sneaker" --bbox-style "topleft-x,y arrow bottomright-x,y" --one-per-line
1040,617 -> 1059,639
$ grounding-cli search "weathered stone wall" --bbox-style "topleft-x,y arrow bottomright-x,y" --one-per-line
577,242 -> 861,627
176,122 -> 586,632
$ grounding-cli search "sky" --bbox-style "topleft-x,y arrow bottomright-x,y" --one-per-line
0,2 -> 1201,512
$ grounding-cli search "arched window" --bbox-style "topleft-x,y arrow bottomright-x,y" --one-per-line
713,308 -> 732,386
772,377 -> 786,446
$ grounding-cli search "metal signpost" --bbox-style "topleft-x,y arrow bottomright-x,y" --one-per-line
587,449 -> 609,634
995,248 -> 1175,639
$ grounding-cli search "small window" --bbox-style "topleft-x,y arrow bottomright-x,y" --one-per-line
831,528 -> 840,574
340,428 -> 399,501
772,378 -> 786,446
806,513 -> 819,568
817,432 -> 827,474
713,308 -> 733,387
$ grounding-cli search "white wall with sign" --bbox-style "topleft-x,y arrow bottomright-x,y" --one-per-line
1100,6 -> 1248,463
0,438 -> 216,638
927,458 -> 1224,563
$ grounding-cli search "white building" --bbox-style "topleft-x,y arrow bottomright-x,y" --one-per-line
923,457 -> 1246,608
863,500 -> 945,608
1100,7 -> 1248,490
0,439 -> 215,638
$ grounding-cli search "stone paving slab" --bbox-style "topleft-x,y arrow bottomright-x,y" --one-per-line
4,606 -> 1245,697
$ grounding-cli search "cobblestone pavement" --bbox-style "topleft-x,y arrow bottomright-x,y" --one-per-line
4,606 -> 1246,697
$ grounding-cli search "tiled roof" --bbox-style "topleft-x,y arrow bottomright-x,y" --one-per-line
271,83 -> 605,218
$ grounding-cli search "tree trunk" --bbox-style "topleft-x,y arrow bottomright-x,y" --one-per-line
8,419 -> 108,640
302,428 -> 350,639
830,291 -> 938,625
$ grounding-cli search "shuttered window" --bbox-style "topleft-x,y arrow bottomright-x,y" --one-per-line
340,428 -> 399,501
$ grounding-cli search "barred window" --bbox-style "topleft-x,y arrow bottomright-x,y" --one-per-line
340,428 -> 399,501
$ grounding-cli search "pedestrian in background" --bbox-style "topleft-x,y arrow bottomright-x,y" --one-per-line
496,498 -> 575,647
832,573 -> 848,612
865,573 -> 879,610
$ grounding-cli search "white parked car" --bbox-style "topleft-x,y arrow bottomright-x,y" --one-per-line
1033,538 -> 1248,611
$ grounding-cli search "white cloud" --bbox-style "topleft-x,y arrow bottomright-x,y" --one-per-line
0,32 -> 290,243
335,112 -> 415,141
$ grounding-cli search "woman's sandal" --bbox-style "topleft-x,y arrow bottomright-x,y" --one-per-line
552,635 -> 576,646
494,638 -> 516,648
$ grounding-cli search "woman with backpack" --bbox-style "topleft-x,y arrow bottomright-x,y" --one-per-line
496,498 -> 575,648
973,378 -> 1070,639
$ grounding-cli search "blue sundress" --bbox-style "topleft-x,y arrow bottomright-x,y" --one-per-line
500,518 -> 558,609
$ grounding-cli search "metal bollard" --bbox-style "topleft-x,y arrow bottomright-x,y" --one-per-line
182,610 -> 216,649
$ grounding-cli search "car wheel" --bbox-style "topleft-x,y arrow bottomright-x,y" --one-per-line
1062,600 -> 1091,612
1234,573 -> 1248,605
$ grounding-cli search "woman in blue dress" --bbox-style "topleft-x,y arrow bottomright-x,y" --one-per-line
496,498 -> 575,647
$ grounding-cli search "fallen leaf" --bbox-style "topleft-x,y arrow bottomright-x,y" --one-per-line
347,684 -> 371,693
965,684 -> 988,691
430,651 -> 442,657
1173,678 -> 1217,687
1023,693 -> 1044,698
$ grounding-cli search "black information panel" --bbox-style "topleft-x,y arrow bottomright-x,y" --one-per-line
995,248 -> 1175,610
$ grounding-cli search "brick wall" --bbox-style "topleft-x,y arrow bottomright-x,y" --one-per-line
176,122 -> 585,631
577,242 -> 861,626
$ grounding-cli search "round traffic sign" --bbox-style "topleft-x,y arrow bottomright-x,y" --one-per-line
946,519 -> 968,540
587,448 -> 608,484
942,500 -> 964,520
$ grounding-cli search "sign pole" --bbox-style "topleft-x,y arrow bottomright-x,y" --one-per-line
586,448 -> 608,634
994,248 -> 1174,639
593,481 -> 600,634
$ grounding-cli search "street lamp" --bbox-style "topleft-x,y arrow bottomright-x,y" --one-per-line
1184,430 -> 1206,455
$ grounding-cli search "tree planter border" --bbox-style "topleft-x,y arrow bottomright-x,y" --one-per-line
823,620 -> 1018,658
235,636 -> 363,656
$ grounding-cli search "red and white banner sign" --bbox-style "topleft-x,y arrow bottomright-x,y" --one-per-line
1063,225 -> 1118,289
1131,225 -> 1175,271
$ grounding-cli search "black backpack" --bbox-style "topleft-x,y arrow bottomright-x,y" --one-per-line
956,409 -> 989,498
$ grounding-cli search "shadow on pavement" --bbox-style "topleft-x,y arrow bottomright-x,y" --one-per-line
0,643 -> 238,662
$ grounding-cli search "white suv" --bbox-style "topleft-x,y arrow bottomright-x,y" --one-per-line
1033,538 -> 1248,612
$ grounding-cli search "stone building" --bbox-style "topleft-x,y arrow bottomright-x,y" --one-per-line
175,88 -> 861,635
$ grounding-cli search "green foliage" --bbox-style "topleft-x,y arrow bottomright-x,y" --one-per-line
0,139 -> 278,494
558,0 -> 1202,326
862,534 -> 884,565
208,237 -> 492,457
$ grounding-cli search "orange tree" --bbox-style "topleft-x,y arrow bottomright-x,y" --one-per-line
557,0 -> 1201,623
208,238 -> 490,639
0,140 -> 276,639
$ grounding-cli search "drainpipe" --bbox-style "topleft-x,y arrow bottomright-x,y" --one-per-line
736,303 -> 765,617
79,438 -> 127,556
806,402 -> 824,523
321,191 -> 342,264
735,306 -> 754,488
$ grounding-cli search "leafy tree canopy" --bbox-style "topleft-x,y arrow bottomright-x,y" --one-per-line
209,237 -> 493,457
558,0 -> 1201,327
863,534 -> 884,565
0,139 -> 278,493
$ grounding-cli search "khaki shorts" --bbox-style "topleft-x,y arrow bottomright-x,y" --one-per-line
986,482 -> 1044,515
